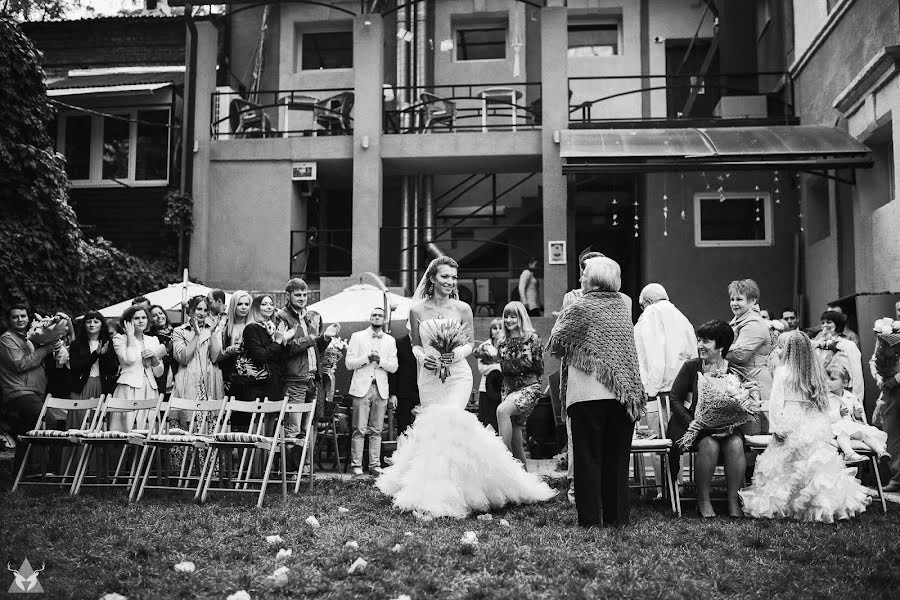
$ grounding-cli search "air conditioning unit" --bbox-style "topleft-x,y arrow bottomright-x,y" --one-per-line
212,86 -> 238,140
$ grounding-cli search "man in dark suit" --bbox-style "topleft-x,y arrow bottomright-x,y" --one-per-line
388,329 -> 420,436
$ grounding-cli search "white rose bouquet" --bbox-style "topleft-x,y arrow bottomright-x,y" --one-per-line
678,372 -> 759,450
27,313 -> 70,346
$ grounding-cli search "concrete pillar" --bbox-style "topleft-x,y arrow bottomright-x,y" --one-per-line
540,7 -> 570,312
187,20 -> 218,283
351,14 -> 384,275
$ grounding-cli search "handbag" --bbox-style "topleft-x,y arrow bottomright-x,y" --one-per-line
231,340 -> 270,384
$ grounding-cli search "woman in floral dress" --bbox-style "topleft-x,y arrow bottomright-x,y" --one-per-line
496,301 -> 544,465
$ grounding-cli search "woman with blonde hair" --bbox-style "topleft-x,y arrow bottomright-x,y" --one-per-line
211,290 -> 252,396
740,330 -> 870,522
234,294 -> 294,406
496,301 -> 544,464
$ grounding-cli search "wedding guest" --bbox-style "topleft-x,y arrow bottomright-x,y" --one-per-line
826,305 -> 860,347
147,305 -> 175,397
43,312 -> 74,399
781,307 -> 799,331
0,304 -> 63,470
740,331 -> 870,521
111,305 -> 164,432
633,283 -> 697,493
475,318 -> 502,431
172,296 -> 225,422
548,257 -> 646,527
667,320 -> 747,518
346,307 -> 398,476
276,278 -> 338,441
388,322 -> 420,436
518,258 -> 542,317
69,311 -> 118,400
131,296 -> 151,312
211,290 -> 251,397
871,299 -> 900,493
238,294 -> 294,406
826,363 -> 888,463
726,279 -> 772,433
206,289 -> 227,319
814,310 -> 864,402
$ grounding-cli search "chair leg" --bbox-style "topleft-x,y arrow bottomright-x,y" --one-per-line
71,445 -> 93,496
129,445 -> 150,502
11,443 -> 33,492
871,456 -> 888,514
258,444 -> 280,509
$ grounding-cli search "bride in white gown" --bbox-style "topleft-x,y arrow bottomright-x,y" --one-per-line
376,256 -> 555,518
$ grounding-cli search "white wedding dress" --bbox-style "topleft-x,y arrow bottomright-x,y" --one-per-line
376,319 -> 555,518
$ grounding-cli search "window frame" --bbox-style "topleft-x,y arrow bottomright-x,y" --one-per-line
299,29 -> 354,71
56,107 -> 171,188
566,18 -> 623,58
693,191 -> 774,248
453,18 -> 509,63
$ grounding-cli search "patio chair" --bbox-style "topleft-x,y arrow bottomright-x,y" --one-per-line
69,396 -> 162,496
129,396 -> 227,503
314,92 -> 355,134
228,98 -> 273,139
745,433 -> 887,513
195,396 -> 292,508
418,92 -> 457,132
11,395 -> 103,492
630,395 -> 680,516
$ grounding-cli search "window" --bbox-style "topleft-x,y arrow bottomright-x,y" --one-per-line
301,31 -> 353,70
58,109 -> 170,186
455,22 -> 507,61
694,192 -> 773,247
568,22 -> 621,57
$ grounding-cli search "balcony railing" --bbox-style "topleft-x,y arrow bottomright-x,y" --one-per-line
383,82 -> 541,134
211,87 -> 355,140
568,72 -> 794,126
290,228 -> 352,280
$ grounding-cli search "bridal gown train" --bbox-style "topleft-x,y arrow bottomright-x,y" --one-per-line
376,319 -> 555,518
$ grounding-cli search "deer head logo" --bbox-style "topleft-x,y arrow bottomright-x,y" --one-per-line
7,559 -> 45,594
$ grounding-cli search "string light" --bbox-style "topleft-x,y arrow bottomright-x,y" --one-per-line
634,199 -> 640,238
663,192 -> 669,237
773,170 -> 781,204
702,171 -> 711,190
680,172 -> 687,221
754,183 -> 761,222
612,197 -> 618,227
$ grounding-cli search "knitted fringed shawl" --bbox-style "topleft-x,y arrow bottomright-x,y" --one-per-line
547,291 -> 647,422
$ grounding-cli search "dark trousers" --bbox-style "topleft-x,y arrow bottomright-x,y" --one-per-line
478,371 -> 503,432
4,393 -> 49,470
395,395 -> 420,437
569,399 -> 635,527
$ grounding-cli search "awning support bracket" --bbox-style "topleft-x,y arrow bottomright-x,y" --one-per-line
798,168 -> 857,186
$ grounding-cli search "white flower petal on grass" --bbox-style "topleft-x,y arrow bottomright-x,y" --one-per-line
499,519 -> 510,527
265,534 -> 283,545
347,557 -> 368,574
265,566 -> 290,588
174,561 -> 195,573
338,506 -> 350,514
226,592 -> 251,600
391,595 -> 412,600
275,548 -> 292,561
305,515 -> 320,528
100,594 -> 127,600
345,540 -> 359,549
391,544 -> 402,553
412,510 -> 432,522
460,531 -> 478,546
273,566 -> 290,577
403,531 -> 414,537
476,514 -> 493,521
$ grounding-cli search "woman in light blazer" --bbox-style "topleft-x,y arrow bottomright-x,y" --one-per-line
111,305 -> 164,431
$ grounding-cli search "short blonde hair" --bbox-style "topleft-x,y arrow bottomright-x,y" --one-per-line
583,257 -> 621,292
727,278 -> 760,303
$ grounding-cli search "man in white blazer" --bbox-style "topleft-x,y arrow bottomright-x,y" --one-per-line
346,307 -> 398,476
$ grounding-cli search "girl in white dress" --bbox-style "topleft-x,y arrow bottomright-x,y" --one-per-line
376,256 -> 555,518
825,363 -> 889,463
739,331 -> 870,522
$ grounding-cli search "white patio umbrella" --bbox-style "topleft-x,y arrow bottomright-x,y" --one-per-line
98,270 -> 231,319
307,283 -> 413,326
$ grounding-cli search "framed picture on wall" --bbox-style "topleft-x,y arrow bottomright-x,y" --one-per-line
548,241 -> 566,265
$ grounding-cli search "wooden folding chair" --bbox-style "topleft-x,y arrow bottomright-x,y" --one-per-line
630,395 -> 681,516
195,396 -> 291,508
69,396 -> 162,496
11,394 -> 103,492
283,399 -> 318,494
129,396 -> 227,503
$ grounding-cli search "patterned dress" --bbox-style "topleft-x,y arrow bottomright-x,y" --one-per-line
498,331 -> 544,426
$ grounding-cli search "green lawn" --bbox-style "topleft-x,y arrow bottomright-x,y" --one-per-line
2,477 -> 899,599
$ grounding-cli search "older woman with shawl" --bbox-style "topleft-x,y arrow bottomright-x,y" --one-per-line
548,256 -> 646,527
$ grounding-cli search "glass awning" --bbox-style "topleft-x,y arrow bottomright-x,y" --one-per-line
560,125 -> 873,173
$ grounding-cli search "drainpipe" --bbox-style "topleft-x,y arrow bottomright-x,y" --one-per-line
415,2 -> 442,260
423,175 -> 443,258
414,0 -> 428,101
397,1 -> 410,130
412,175 -> 420,280
183,3 -> 198,197
399,177 -> 411,290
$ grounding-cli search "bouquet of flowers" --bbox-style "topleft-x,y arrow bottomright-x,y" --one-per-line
420,320 -> 471,383
678,372 -> 758,450
322,337 -> 349,377
871,318 -> 900,425
27,314 -> 69,346
472,340 -> 498,364
764,318 -> 787,348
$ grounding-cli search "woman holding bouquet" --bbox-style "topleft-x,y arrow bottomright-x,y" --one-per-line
497,302 -> 544,464
377,256 -> 554,518
739,331 -> 870,521
667,320 -> 750,518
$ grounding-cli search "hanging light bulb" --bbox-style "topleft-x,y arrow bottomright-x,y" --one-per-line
680,209 -> 687,221
612,197 -> 618,227
774,170 -> 781,204
663,193 -> 669,237
634,199 -> 640,238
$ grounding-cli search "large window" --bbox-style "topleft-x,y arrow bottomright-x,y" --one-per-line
568,22 -> 621,57
455,19 -> 507,61
301,31 -> 353,70
58,108 -> 171,185
694,192 -> 773,247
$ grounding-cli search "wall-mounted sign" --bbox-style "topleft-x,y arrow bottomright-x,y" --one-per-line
292,162 -> 317,181
548,240 -> 566,265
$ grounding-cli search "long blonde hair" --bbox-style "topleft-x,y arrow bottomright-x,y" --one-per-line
776,330 -> 829,411
501,301 -> 534,341
225,290 -> 252,341
489,317 -> 503,346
